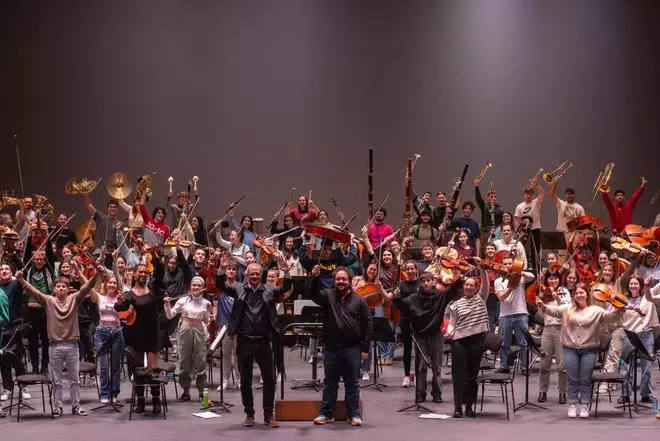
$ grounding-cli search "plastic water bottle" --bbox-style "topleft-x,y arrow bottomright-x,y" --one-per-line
202,388 -> 209,408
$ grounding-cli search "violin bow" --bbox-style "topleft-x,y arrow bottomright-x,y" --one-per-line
21,213 -> 77,271
208,194 -> 246,234
365,194 -> 389,226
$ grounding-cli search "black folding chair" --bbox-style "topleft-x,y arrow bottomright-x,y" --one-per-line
476,348 -> 519,420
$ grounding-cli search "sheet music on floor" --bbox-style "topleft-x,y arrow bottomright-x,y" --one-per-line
419,413 -> 451,420
193,411 -> 222,419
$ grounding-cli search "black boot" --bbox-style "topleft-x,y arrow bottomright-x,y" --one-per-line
453,407 -> 463,418
558,393 -> 567,404
538,392 -> 547,403
134,398 -> 146,414
152,397 -> 161,414
464,405 -> 475,418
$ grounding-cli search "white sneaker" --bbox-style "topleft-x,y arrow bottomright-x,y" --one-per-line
579,405 -> 589,419
0,390 -> 9,401
100,397 -> 109,404
598,384 -> 609,394
567,404 -> 577,418
402,376 -> 411,388
21,388 -> 31,400
361,371 -> 370,381
216,381 -> 228,392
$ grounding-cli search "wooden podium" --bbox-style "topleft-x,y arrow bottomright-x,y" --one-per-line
275,400 -> 364,421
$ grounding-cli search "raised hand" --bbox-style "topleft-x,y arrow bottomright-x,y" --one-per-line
311,265 -> 321,277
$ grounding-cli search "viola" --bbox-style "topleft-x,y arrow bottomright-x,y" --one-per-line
525,284 -> 555,306
622,225 -> 660,249
355,282 -> 383,308
591,283 -> 627,309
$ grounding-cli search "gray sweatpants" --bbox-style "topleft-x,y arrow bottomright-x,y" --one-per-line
49,340 -> 80,409
178,325 -> 207,393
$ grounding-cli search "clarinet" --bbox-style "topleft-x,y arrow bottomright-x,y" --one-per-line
489,203 -> 496,241
438,164 -> 470,236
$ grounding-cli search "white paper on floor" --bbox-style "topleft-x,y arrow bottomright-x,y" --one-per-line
193,411 -> 222,419
418,413 -> 451,420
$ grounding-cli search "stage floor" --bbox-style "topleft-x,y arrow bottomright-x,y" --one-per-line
2,347 -> 659,440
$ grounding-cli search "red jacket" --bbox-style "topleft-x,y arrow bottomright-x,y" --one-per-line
602,186 -> 644,233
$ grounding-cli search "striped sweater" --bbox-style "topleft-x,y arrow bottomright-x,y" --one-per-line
447,268 -> 489,340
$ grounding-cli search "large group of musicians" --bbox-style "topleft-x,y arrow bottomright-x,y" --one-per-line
0,158 -> 658,425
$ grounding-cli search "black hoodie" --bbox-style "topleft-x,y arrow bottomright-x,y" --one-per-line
393,279 -> 463,337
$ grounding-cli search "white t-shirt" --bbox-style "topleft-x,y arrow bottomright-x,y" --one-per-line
493,238 -> 528,270
515,197 -> 542,230
494,277 -> 528,317
554,198 -> 585,232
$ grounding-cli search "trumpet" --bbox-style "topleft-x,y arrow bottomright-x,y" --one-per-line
589,162 -> 615,206
136,172 -> 156,200
542,161 -> 573,184
473,162 -> 492,186
525,168 -> 544,190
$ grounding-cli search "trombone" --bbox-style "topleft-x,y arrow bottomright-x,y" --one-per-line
589,162 -> 615,206
542,161 -> 573,184
525,168 -> 544,190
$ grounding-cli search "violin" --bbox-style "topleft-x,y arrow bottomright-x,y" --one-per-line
29,219 -> 49,247
253,236 -> 277,266
355,282 -> 384,308
591,283 -> 627,310
119,308 -> 137,326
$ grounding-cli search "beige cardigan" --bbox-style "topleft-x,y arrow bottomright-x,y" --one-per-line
543,304 -> 623,349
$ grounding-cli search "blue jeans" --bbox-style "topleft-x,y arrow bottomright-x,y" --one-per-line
498,314 -> 528,370
94,326 -> 124,399
320,347 -> 361,419
563,347 -> 597,405
621,329 -> 654,398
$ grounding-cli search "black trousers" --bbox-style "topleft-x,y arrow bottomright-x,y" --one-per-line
1,326 -> 26,390
451,332 -> 486,407
78,324 -> 95,363
236,336 -> 275,418
400,320 -> 413,376
26,307 -> 49,372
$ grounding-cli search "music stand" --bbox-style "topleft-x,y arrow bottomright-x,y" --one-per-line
540,231 -> 567,252
515,330 -> 548,412
363,317 -> 394,391
397,327 -> 434,414
291,306 -> 324,391
623,330 -> 653,412
92,328 -> 123,412
205,326 -> 233,413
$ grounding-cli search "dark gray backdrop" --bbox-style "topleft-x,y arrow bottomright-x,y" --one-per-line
1,1 -> 659,232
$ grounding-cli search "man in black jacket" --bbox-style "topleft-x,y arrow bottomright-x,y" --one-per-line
217,258 -> 291,429
309,265 -> 371,427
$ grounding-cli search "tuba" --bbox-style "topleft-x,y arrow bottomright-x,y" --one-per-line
542,161 -> 573,184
